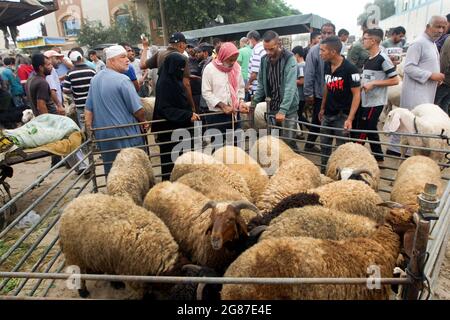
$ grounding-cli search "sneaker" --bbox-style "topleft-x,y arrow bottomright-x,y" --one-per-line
386,149 -> 401,157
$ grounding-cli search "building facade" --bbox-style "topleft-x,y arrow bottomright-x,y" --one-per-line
379,0 -> 450,42
43,0 -> 163,46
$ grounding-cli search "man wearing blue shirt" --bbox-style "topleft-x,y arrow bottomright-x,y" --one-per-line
85,45 -> 148,176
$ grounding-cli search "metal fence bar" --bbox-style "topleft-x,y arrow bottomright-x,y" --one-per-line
0,140 -> 91,217
0,150 -> 92,238
42,261 -> 65,297
0,272 -> 412,286
0,157 -> 93,267
28,249 -> 62,297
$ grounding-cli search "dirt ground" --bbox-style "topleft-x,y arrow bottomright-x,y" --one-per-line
1,141 -> 450,300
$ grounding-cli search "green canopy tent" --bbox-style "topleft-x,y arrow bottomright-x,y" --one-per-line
0,0 -> 59,48
182,13 -> 331,41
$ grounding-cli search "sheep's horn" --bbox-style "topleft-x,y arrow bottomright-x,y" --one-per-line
196,283 -> 206,301
199,201 -> 217,215
231,201 -> 262,217
351,169 -> 373,177
377,201 -> 404,209
181,264 -> 203,274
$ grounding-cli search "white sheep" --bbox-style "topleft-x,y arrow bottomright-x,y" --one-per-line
21,109 -> 34,124
326,142 -> 381,191
391,155 -> 443,206
213,146 -> 269,202
140,97 -> 155,122
383,104 -> 450,163
256,155 -> 321,214
107,148 -> 155,205
59,193 -> 180,298
144,181 -> 260,272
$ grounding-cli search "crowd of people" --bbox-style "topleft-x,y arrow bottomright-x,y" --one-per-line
0,12 -> 449,177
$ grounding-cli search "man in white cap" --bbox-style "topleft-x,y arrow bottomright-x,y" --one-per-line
85,45 -> 148,176
43,50 -> 65,115
63,51 -> 96,130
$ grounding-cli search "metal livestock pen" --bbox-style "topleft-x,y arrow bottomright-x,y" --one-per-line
0,109 -> 449,300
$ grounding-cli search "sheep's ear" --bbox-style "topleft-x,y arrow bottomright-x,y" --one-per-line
384,111 -> 401,132
235,215 -> 248,237
377,201 -> 404,209
204,221 -> 213,236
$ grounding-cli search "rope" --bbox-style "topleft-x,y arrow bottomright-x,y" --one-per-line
404,251 -> 431,300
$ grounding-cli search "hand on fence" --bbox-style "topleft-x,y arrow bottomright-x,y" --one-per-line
318,109 -> 325,123
239,101 -> 249,114
191,113 -> 200,122
344,119 -> 353,131
221,104 -> 234,115
275,113 -> 285,123
141,123 -> 150,132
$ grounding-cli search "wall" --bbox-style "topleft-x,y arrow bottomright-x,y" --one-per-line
380,0 -> 449,43
81,0 -> 110,26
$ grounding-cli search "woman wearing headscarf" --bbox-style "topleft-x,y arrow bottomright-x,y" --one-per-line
202,42 -> 248,134
152,53 -> 200,180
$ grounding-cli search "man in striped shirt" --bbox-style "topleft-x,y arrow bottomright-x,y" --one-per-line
63,51 -> 96,131
246,30 -> 266,98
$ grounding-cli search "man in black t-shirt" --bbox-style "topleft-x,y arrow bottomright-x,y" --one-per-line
318,36 -> 361,171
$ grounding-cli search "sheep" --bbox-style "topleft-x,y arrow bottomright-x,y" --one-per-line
268,181 -> 387,224
391,155 -> 443,206
170,151 -> 252,201
380,81 -> 402,124
213,146 -> 269,202
21,109 -> 34,124
248,192 -> 322,231
243,101 -> 268,130
106,148 -> 155,205
383,104 -> 450,163
140,97 -> 155,122
255,155 -> 321,214
259,206 -> 378,242
326,142 -> 380,191
177,167 -> 251,202
249,135 -> 297,174
310,180 -> 388,223
221,203 -> 417,300
319,174 -> 335,186
144,181 -> 260,271
59,193 -> 180,298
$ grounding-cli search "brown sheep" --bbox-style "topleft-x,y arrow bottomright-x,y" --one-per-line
326,143 -> 380,191
59,194 -> 180,298
106,148 -> 155,205
391,155 -> 443,206
221,203 -> 416,300
144,182 -> 260,271
256,155 -> 321,214
213,146 -> 269,202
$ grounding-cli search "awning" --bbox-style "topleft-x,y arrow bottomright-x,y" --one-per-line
16,36 -> 65,49
182,13 -> 330,41
0,0 -> 59,27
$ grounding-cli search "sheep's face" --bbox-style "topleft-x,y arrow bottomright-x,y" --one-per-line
22,109 -> 34,124
201,201 -> 260,251
206,205 -> 248,251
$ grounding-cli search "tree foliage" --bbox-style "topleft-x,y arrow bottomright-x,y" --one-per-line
357,0 -> 396,26
77,6 -> 147,47
148,0 -> 300,34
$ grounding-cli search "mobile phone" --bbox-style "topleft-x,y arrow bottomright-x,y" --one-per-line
140,34 -> 146,40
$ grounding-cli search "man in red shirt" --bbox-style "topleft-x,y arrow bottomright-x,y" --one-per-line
17,55 -> 34,86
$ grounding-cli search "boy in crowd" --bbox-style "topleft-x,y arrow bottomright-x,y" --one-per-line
358,28 -> 399,162
318,36 -> 361,171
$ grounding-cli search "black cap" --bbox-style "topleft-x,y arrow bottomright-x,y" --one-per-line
186,39 -> 198,48
169,32 -> 186,44
198,42 -> 214,52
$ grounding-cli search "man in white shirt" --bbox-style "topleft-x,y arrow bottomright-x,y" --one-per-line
43,50 -> 65,115
245,30 -> 266,97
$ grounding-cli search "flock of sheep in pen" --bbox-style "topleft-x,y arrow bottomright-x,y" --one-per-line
55,127 -> 448,300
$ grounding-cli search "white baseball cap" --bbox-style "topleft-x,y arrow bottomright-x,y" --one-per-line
105,45 -> 127,60
69,51 -> 83,62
